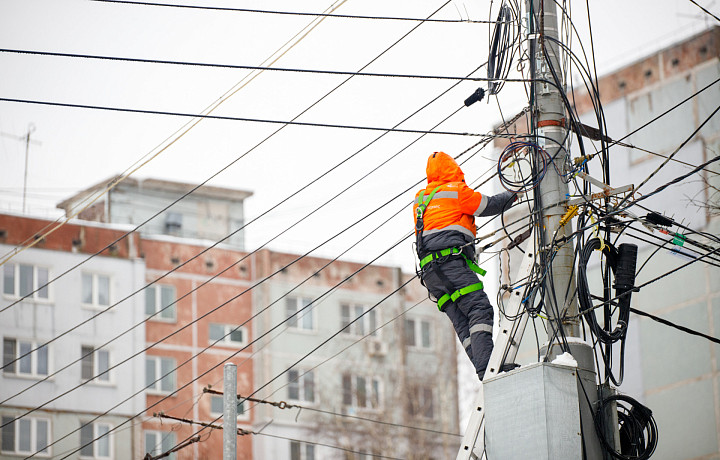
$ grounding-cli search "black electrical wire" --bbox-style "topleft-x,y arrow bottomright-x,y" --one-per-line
155,412 -> 406,460
21,115 -> 501,456
35,232 -> 412,459
487,1 -> 519,95
0,97 -> 491,137
629,306 -> 720,345
90,0 -> 499,23
0,0 -> 471,270
1,55 -> 485,375
595,394 -> 658,460
0,48 -> 515,83
687,0 -> 720,23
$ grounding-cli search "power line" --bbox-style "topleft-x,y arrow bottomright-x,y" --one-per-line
687,0 -> 720,22
43,240 -> 411,460
0,48 -> 522,83
204,389 -> 462,438
33,146 -> 505,453
90,0 -> 495,23
1,55 -> 482,376
0,97 -> 492,137
1,0 -> 479,312
0,0 -> 345,267
153,412 -> 405,460
629,306 -> 720,345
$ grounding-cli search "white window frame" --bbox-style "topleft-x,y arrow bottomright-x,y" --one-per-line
145,284 -> 176,322
209,395 -> 250,421
290,440 -> 315,460
287,369 -> 315,403
405,318 -> 433,350
81,273 -> 111,309
144,430 -> 176,460
342,374 -> 382,410
3,338 -> 50,378
285,297 -> 315,332
79,421 -> 113,460
2,263 -> 50,301
208,323 -> 247,347
81,346 -> 112,384
0,415 -> 51,457
145,356 -> 175,394
340,303 -> 378,337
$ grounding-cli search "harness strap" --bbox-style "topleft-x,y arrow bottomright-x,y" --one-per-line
436,282 -> 484,311
419,248 -> 487,276
415,186 -> 442,255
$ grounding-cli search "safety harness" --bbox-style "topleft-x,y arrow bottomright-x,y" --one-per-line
415,187 -> 486,311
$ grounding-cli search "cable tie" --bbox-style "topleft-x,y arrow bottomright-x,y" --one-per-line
672,233 -> 686,247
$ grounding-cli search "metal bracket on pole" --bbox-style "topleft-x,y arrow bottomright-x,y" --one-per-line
457,232 -> 536,460
223,363 -> 237,460
566,184 -> 634,207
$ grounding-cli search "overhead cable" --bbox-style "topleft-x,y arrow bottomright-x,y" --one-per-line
0,0 -> 466,306
0,48 -> 518,83
0,0 -> 347,267
153,413 -> 404,460
90,0 -> 496,23
204,389 -> 461,438
0,97 -> 492,137
687,0 -> 720,22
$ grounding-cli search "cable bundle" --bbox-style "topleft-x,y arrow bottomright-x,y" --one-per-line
497,140 -> 549,192
595,394 -> 658,460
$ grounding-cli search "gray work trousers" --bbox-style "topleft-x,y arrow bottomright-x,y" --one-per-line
421,256 -> 494,380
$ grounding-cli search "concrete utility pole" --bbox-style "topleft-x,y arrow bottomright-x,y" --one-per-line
529,0 -> 604,457
223,363 -> 237,460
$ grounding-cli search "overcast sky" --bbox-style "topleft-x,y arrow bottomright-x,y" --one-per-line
0,0 -> 717,273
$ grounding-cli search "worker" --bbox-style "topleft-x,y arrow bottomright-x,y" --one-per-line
413,151 -> 518,381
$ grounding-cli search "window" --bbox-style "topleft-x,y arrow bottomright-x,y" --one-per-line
145,356 -> 175,393
287,369 -> 314,403
344,451 -> 381,460
165,212 -> 183,235
145,430 -> 176,460
407,386 -> 434,419
208,323 -> 246,347
405,319 -> 432,349
3,263 -> 49,300
145,285 -> 176,321
1,416 -> 50,456
285,297 -> 314,331
340,303 -> 377,337
79,422 -> 112,459
290,441 -> 315,460
82,273 -> 110,308
209,395 -> 248,420
81,346 -> 111,383
3,338 -> 49,377
342,374 -> 381,410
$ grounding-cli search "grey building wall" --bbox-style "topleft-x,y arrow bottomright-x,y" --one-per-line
0,245 -> 146,459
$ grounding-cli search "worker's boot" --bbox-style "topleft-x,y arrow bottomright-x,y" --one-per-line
500,363 -> 520,373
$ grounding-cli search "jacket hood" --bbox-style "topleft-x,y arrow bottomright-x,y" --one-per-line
426,151 -> 465,184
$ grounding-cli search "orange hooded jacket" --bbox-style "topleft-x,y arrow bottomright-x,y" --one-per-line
413,152 -> 490,241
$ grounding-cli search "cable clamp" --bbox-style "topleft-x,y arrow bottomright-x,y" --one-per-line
559,205 -> 578,227
537,118 -> 566,128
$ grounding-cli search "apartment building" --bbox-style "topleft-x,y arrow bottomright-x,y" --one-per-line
0,213 -> 146,459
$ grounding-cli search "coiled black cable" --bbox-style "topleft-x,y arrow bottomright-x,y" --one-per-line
577,238 -> 635,344
595,394 -> 658,460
